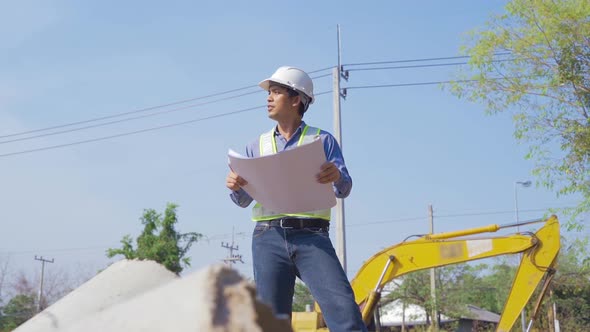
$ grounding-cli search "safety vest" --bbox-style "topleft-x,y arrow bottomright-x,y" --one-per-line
252,125 -> 332,221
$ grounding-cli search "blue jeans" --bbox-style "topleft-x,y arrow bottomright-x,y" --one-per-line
252,223 -> 367,332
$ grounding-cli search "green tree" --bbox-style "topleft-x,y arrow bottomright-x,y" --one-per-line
450,0 -> 590,228
549,237 -> 590,330
0,294 -> 35,331
107,203 -> 202,274
292,281 -> 314,312
475,262 -> 516,313
385,262 -> 518,324
386,270 -> 436,324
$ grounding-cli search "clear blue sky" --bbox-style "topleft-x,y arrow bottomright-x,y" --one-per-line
1,1 -> 586,281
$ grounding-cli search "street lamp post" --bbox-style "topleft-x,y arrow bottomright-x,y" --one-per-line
514,180 -> 531,332
514,180 -> 532,230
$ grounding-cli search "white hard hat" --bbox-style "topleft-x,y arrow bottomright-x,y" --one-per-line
259,66 -> 315,104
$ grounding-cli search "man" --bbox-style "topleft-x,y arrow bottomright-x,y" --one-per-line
226,66 -> 367,332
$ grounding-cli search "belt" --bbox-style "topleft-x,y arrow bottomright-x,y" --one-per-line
258,217 -> 330,230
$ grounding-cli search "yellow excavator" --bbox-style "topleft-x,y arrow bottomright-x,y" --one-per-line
292,215 -> 560,332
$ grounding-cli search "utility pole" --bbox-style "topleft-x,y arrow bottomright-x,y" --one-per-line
429,205 -> 438,332
34,255 -> 54,313
401,294 -> 406,332
333,24 -> 348,274
221,227 -> 243,267
551,290 -> 560,332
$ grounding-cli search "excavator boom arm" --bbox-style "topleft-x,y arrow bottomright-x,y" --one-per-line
350,216 -> 560,330
496,217 -> 559,331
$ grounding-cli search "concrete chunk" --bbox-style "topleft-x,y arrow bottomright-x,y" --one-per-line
16,259 -> 177,332
17,260 -> 292,332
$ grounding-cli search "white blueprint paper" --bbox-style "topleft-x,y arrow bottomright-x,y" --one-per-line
228,138 -> 336,214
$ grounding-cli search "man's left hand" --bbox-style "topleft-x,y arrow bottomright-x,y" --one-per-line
316,162 -> 341,184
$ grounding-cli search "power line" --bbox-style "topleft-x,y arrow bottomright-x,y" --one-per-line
0,90 -> 261,145
346,58 -> 517,72
0,91 -> 332,158
0,85 -> 256,139
348,216 -> 426,227
309,67 -> 335,74
0,71 -> 332,140
348,61 -> 470,72
342,52 -> 511,67
0,105 -> 261,158
201,232 -> 248,244
0,246 -> 110,255
0,233 -> 249,255
0,231 -> 251,256
344,79 -> 477,91
347,207 -> 566,227
310,73 -> 332,79
344,75 -> 535,92
435,207 -> 569,219
1,74 -> 332,145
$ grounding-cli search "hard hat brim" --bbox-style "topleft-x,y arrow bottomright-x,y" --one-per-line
258,78 -> 314,104
259,78 -> 288,91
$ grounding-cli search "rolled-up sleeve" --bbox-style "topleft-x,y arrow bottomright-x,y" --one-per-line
230,188 -> 253,208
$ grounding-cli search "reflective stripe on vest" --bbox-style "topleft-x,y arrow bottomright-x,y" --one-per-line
252,125 -> 331,221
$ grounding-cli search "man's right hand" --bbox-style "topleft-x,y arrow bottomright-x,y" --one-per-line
226,170 -> 248,191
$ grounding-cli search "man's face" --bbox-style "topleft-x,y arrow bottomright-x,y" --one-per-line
266,84 -> 299,120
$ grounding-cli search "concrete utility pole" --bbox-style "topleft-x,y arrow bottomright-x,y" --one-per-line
34,255 -> 54,313
401,297 -> 407,332
428,205 -> 438,332
333,24 -> 348,274
551,290 -> 560,332
221,227 -> 243,267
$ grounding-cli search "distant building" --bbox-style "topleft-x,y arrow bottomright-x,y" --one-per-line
454,305 -> 500,332
379,300 -> 500,332
379,299 -> 452,329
